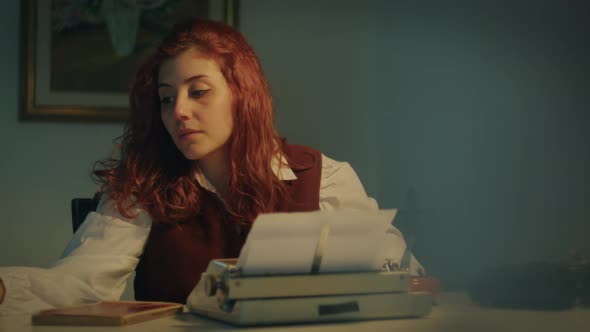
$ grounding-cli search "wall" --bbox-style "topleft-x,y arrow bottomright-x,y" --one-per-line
243,0 -> 590,289
240,0 -> 380,192
0,1 -> 124,268
0,0 -> 588,293
372,0 -> 589,288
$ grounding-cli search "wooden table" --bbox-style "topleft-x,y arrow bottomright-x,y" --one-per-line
2,293 -> 589,332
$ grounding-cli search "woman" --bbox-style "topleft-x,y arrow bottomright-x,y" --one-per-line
0,18 -> 420,314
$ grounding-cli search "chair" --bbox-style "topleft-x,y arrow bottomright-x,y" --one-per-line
70,195 -> 100,233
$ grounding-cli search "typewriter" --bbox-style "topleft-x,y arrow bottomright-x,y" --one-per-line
187,258 -> 433,326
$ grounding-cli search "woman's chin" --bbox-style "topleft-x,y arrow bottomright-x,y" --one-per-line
180,150 -> 206,161
178,143 -> 227,163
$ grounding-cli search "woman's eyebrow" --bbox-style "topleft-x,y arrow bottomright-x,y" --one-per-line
158,75 -> 209,88
184,74 -> 208,83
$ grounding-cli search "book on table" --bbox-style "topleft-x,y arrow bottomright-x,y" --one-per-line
32,301 -> 183,326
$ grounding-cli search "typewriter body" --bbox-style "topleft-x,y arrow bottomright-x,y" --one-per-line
187,258 -> 432,326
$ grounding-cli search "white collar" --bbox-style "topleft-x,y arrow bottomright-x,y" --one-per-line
194,153 -> 297,194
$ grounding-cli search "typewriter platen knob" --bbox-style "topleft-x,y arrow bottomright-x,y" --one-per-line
203,274 -> 218,297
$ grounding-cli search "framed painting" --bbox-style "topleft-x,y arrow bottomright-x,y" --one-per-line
19,0 -> 239,122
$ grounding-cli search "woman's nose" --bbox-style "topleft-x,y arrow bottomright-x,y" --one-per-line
173,96 -> 190,120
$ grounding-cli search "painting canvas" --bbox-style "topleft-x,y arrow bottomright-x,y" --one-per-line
20,0 -> 238,121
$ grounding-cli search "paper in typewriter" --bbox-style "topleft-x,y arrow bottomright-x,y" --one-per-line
237,209 -> 400,275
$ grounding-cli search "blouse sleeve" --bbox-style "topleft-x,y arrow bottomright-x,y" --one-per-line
318,154 -> 425,276
0,195 -> 152,316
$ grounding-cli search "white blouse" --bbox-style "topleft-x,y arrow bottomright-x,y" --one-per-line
0,154 -> 421,315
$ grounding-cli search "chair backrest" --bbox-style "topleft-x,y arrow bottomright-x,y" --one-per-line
71,197 -> 100,233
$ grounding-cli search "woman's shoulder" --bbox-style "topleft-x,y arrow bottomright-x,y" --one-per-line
96,192 -> 152,227
318,154 -> 379,210
281,142 -> 322,171
319,153 -> 360,183
280,142 -> 360,178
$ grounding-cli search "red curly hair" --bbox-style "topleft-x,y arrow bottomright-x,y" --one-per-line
94,18 -> 287,225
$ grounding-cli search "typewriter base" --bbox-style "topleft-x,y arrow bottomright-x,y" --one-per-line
187,259 -> 432,326
189,291 -> 432,326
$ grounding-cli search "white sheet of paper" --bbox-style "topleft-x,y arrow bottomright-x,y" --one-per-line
237,209 -> 398,275
237,215 -> 324,275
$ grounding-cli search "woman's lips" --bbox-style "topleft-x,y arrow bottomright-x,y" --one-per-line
178,129 -> 203,140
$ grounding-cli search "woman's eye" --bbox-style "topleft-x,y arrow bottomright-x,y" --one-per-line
190,89 -> 209,97
160,96 -> 175,105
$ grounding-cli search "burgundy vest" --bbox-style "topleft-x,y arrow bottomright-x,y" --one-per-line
134,144 -> 322,303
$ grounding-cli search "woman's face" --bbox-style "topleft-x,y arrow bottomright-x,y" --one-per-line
158,47 -> 234,161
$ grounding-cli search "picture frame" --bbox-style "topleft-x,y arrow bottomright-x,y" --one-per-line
19,0 -> 239,122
